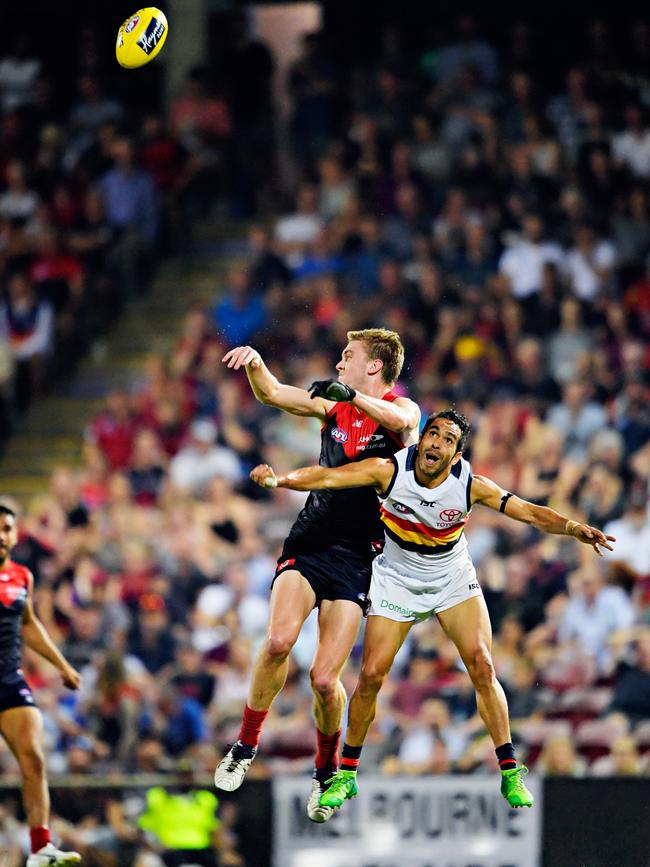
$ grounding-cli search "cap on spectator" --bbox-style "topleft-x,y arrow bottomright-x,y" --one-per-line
190,418 -> 217,444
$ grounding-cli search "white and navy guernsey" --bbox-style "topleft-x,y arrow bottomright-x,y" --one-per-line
378,445 -> 473,579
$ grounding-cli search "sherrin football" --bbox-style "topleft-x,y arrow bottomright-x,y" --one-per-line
116,7 -> 168,69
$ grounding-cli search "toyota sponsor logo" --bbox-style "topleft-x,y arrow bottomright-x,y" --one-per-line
439,508 -> 462,523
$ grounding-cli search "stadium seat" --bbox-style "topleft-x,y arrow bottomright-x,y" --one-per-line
575,718 -> 630,763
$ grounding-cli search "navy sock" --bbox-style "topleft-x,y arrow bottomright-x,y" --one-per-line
340,743 -> 362,772
496,742 -> 517,771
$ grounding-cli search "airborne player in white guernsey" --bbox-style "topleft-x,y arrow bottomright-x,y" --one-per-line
250,410 -> 616,813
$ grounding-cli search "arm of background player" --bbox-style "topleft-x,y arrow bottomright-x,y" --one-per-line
250,457 -> 395,494
351,393 -> 421,440
22,581 -> 81,689
223,345 -> 330,419
471,474 -> 616,556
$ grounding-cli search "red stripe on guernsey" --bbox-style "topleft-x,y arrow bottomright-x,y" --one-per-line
380,505 -> 466,539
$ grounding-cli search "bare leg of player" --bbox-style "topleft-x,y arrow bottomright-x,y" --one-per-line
0,707 -> 49,827
248,570 -> 316,710
311,600 -> 363,735
317,615 -> 413,812
0,707 -> 81,864
215,570 -> 315,792
436,596 -> 511,747
306,599 -> 363,821
436,596 -> 534,808
346,615 -> 414,746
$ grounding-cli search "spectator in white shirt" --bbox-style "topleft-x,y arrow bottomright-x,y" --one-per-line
546,380 -> 608,462
612,104 -> 650,179
558,569 -> 635,667
0,37 -> 41,112
565,223 -> 616,301
499,213 -> 565,299
0,270 -> 53,413
274,183 -> 323,267
0,159 -> 39,222
604,488 -> 650,578
169,418 -> 242,493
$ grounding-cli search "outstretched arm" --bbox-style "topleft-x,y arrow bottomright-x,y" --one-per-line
250,458 -> 395,494
471,474 -> 616,557
223,345 -> 330,420
352,394 -> 420,440
22,583 -> 81,689
308,378 -> 420,440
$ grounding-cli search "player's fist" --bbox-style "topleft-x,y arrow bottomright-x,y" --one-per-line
309,379 -> 357,401
223,346 -> 262,370
61,664 -> 81,690
250,464 -> 278,488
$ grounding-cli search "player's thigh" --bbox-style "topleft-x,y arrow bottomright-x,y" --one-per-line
268,569 -> 317,640
0,706 -> 45,763
360,614 -> 414,679
312,599 -> 363,676
436,595 -> 493,663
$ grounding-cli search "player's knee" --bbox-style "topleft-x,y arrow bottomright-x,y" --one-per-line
19,746 -> 46,780
309,668 -> 338,701
359,663 -> 388,695
266,631 -> 297,659
467,647 -> 495,689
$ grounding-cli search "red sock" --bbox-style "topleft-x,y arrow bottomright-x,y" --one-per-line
30,827 -> 50,853
238,705 -> 268,748
315,728 -> 341,771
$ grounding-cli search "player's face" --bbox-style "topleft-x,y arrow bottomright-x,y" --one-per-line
416,419 -> 462,481
336,341 -> 373,389
0,515 -> 18,563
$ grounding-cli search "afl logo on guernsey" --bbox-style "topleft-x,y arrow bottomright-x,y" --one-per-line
392,501 -> 414,515
331,427 -> 348,444
440,508 -> 462,523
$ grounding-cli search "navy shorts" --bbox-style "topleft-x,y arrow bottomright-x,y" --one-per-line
0,679 -> 37,714
273,544 -> 374,612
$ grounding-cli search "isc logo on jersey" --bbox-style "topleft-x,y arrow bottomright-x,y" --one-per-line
331,427 -> 348,443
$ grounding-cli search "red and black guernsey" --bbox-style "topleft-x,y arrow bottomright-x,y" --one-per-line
284,392 -> 405,555
0,559 -> 30,686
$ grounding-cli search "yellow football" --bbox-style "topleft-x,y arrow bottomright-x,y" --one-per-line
116,7 -> 168,69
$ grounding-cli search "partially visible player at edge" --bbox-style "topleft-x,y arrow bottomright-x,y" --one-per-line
214,329 -> 420,821
0,504 -> 82,865
249,410 -> 616,811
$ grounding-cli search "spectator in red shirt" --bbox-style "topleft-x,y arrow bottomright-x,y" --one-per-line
85,389 -> 138,470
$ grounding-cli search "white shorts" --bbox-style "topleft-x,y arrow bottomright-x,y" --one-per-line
367,551 -> 483,622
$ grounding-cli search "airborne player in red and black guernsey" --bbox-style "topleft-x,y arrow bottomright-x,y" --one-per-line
215,329 -> 420,821
0,505 -> 82,866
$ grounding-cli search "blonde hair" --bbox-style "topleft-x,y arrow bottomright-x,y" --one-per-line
347,328 -> 405,385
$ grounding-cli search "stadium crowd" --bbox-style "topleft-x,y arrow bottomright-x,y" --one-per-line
2,9 -> 650,867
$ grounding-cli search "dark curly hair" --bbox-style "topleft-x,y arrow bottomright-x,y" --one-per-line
421,409 -> 471,453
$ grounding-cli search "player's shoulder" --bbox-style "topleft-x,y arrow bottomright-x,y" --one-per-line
6,560 -> 33,585
450,455 -> 472,481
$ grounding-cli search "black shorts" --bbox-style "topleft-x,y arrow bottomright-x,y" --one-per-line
0,678 -> 37,714
273,543 -> 375,612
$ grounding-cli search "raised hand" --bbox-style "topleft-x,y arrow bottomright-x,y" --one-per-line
568,522 -> 616,557
223,346 -> 262,370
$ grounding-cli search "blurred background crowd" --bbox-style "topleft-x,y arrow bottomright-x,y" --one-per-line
1,4 -> 650,866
